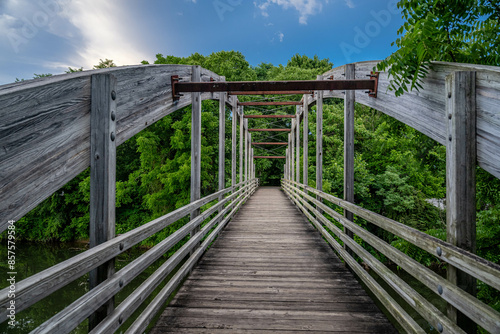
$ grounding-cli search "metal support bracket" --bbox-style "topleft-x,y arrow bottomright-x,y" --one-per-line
367,72 -> 379,98
171,75 -> 183,101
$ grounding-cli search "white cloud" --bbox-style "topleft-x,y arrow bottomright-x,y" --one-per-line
60,0 -> 149,68
345,0 -> 354,8
278,31 -> 284,42
255,0 -> 325,25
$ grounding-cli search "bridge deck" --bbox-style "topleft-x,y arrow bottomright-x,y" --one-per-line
150,187 -> 397,333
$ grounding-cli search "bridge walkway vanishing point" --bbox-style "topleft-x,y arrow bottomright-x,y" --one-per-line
151,187 -> 397,333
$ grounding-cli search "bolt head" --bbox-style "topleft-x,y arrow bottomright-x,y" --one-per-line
111,90 -> 116,100
437,322 -> 443,333
437,285 -> 443,295
94,153 -> 100,160
436,246 -> 442,256
111,111 -> 116,121
110,132 -> 115,141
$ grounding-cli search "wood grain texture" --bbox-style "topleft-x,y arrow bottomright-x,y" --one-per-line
320,61 -> 500,180
0,64 -> 223,233
150,187 -> 396,334
231,98 -> 237,187
191,66 -> 202,237
296,105 -> 300,183
302,95 -> 309,185
344,64 -> 355,253
88,73 -> 117,329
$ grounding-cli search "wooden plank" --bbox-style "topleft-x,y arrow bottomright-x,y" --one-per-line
190,65 -> 202,238
303,95 -> 309,185
252,142 -> 288,145
219,88 -> 226,195
88,73 -> 117,329
238,101 -> 302,106
344,64 -> 355,254
231,97 -> 237,187
151,187 -> 396,333
291,119 -> 295,182
445,71 -> 477,333
244,121 -> 249,181
248,128 -> 291,132
296,105 -> 300,184
244,114 -> 296,118
0,65 -> 223,234
239,107 -> 243,184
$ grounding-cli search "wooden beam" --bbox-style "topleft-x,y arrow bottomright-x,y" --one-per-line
303,95 -> 309,185
244,114 -> 296,119
239,107 -> 244,184
89,73 -> 117,329
190,65 -> 201,237
446,71 -> 477,333
252,142 -> 288,145
231,98 -> 237,187
238,101 -> 302,106
244,119 -> 249,181
218,89 -> 226,210
248,128 -> 291,132
296,105 -> 300,184
316,78 -> 324,214
344,64 -> 355,255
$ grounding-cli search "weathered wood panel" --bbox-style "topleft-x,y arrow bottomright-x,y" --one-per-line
0,65 -> 223,233
150,187 -> 396,334
321,61 -> 500,180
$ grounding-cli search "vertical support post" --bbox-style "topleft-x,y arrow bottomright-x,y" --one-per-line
244,119 -> 249,182
251,148 -> 254,179
446,71 -> 477,333
218,88 -> 226,213
344,64 -> 355,255
89,73 -> 117,329
291,119 -> 295,183
303,95 -> 309,186
190,65 -> 202,237
239,107 -> 244,184
316,79 -> 324,212
231,97 -> 237,188
296,106 -> 300,184
286,148 -> 290,180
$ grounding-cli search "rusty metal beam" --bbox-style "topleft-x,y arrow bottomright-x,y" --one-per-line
252,142 -> 288,146
238,101 -> 302,106
174,79 -> 375,94
244,115 -> 296,119
254,156 -> 286,159
229,91 -> 312,95
248,129 -> 291,132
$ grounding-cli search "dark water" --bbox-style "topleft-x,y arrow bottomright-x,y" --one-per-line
0,241 -> 170,334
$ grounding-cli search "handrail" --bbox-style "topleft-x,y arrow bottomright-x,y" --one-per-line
283,179 -> 500,333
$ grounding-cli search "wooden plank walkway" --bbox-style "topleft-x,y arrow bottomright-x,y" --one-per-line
151,186 -> 397,333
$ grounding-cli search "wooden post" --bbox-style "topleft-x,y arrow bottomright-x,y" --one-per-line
286,148 -> 290,180
251,148 -> 254,179
89,73 -> 117,329
303,95 -> 309,186
344,64 -> 355,255
316,78 -> 324,212
291,119 -> 295,182
239,107 -> 244,184
446,71 -> 477,333
296,106 -> 300,184
244,119 -> 249,181
190,65 -> 202,236
218,89 -> 226,213
231,97 -> 237,188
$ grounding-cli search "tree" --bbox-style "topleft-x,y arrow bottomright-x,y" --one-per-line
378,0 -> 500,96
94,58 -> 116,69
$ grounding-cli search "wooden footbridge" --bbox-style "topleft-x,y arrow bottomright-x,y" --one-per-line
1,61 -> 500,333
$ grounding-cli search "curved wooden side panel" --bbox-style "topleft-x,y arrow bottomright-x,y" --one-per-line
320,61 -> 500,180
0,65 -> 223,233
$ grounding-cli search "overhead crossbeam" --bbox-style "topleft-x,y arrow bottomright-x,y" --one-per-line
229,91 -> 311,95
248,129 -> 291,132
238,101 -> 302,106
171,75 -> 379,100
254,156 -> 286,159
252,142 -> 288,146
244,115 -> 295,119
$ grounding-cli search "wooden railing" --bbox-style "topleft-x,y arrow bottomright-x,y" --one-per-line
282,179 -> 500,334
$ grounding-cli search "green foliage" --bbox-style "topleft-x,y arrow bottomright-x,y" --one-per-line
378,0 -> 500,95
93,58 -> 116,69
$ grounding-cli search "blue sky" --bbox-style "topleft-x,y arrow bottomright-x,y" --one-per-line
0,0 -> 404,84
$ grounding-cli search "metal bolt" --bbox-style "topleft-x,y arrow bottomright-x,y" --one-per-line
94,153 -> 100,160
119,242 -> 124,251
119,315 -> 123,324
448,92 -> 452,98
437,322 -> 443,333
119,279 -> 124,288
437,285 -> 443,295
111,90 -> 116,100
110,132 -> 115,141
448,113 -> 452,119
111,111 -> 116,121
436,247 -> 442,256
448,135 -> 452,142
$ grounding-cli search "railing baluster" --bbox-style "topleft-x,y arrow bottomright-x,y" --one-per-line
344,63 -> 355,256
190,65 -> 202,239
